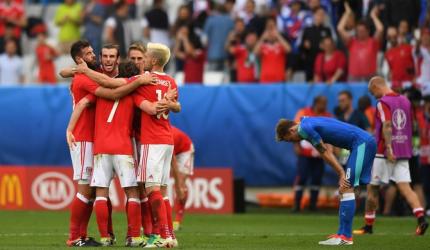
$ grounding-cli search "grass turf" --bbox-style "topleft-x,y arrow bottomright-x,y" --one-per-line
0,208 -> 428,249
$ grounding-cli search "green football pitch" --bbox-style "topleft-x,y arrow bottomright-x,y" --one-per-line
0,209 -> 428,249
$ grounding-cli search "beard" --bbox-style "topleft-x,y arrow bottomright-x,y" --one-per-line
86,59 -> 99,70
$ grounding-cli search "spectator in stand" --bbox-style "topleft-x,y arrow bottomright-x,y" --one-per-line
298,7 -> 332,81
142,0 -> 170,46
414,28 -> 430,95
254,17 -> 291,83
239,0 -> 266,36
0,23 -> 21,55
337,2 -> 384,82
225,18 -> 247,82
398,19 -> 415,44
82,0 -> 105,57
385,26 -> 415,92
358,95 -> 376,131
0,38 -> 23,85
385,0 -> 421,28
171,5 -> 192,39
418,95 -> 430,215
54,0 -> 83,54
292,95 -> 331,212
172,5 -> 192,72
203,2 -> 234,71
0,0 -> 26,52
35,32 -> 59,84
334,90 -> 370,132
103,0 -> 130,58
277,0 -> 305,79
228,31 -> 258,83
174,24 -> 205,84
313,36 -> 346,83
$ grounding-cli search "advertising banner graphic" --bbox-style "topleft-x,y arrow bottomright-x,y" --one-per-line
0,166 -> 233,213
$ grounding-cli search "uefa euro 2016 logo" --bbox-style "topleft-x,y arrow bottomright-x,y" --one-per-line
392,109 -> 407,130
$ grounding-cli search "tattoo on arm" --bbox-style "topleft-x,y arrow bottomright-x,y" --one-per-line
315,142 -> 327,154
382,121 -> 392,147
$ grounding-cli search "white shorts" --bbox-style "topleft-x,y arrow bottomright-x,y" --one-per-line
370,157 -> 411,185
137,144 -> 174,187
176,144 -> 195,175
70,141 -> 93,183
91,154 -> 137,188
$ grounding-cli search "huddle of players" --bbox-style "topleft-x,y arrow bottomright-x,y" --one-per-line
64,40 -> 194,248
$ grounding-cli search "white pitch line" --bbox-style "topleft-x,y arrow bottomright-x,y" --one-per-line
0,232 -> 416,237
175,232 -> 415,237
0,232 -> 68,237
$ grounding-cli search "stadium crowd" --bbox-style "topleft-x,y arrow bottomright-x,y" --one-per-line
0,0 -> 429,88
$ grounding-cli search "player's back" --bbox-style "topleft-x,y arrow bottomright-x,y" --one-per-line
134,72 -> 178,145
172,126 -> 192,155
94,95 -> 134,155
301,117 -> 372,149
70,74 -> 96,142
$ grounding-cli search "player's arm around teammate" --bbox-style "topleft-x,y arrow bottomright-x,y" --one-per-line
77,60 -> 156,89
66,94 -> 95,148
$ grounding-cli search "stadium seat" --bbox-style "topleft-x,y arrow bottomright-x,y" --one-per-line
25,4 -> 43,17
173,71 -> 184,86
203,71 -> 225,86
55,55 -> 75,82
22,54 -> 37,83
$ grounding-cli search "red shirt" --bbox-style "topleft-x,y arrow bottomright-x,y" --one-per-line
96,0 -> 113,5
314,50 -> 347,82
348,37 -> 379,78
70,74 -> 100,142
184,50 -> 205,84
36,44 -> 56,84
172,126 -> 192,155
233,45 -> 256,83
134,72 -> 178,145
259,43 -> 286,83
375,93 -> 397,154
93,78 -> 137,155
0,1 -> 24,37
385,44 -> 414,88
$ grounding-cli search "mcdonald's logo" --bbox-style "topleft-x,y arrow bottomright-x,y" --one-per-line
0,174 -> 23,207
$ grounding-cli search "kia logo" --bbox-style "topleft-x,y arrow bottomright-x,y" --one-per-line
31,172 -> 75,210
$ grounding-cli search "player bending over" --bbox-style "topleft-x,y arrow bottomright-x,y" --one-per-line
276,117 -> 376,246
354,77 -> 428,235
171,126 -> 195,231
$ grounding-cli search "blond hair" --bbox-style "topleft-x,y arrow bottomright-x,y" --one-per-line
147,42 -> 171,67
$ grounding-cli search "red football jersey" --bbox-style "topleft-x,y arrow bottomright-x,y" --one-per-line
172,126 -> 192,155
233,45 -> 256,83
259,43 -> 286,83
134,72 -> 178,145
348,37 -> 379,78
36,44 -> 57,84
93,77 -> 137,155
0,1 -> 24,37
70,73 -> 100,142
385,44 -> 414,87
